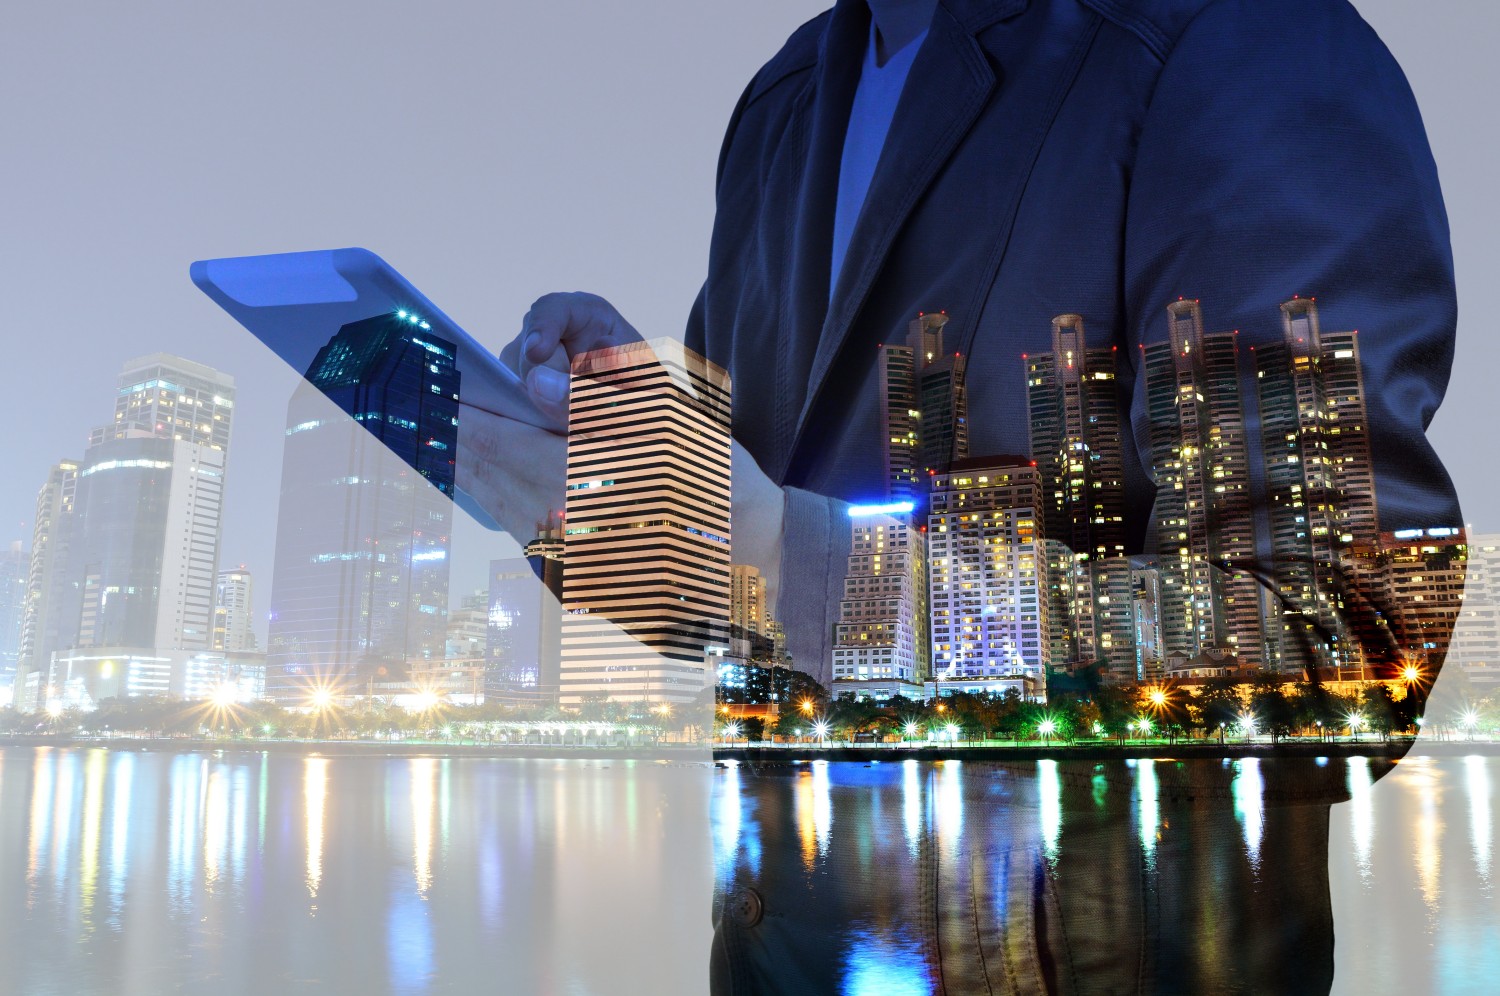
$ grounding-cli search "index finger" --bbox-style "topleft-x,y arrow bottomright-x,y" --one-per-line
521,292 -> 640,365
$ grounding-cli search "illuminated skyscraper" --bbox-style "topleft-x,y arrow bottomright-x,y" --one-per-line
559,338 -> 732,706
729,563 -> 781,660
1255,297 -> 1378,669
42,355 -> 236,705
1141,300 -> 1262,663
831,505 -> 929,698
1024,315 -> 1134,673
878,313 -> 969,503
265,312 -> 459,703
927,457 -> 1052,683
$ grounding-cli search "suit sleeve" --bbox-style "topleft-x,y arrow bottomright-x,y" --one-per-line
1123,0 -> 1461,683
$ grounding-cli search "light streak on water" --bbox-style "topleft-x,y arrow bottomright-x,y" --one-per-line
1232,758 -> 1265,870
1136,759 -> 1159,868
1039,759 -> 1061,865
1347,755 -> 1375,883
303,757 -> 328,902
1465,754 -> 1492,884
902,759 -> 922,859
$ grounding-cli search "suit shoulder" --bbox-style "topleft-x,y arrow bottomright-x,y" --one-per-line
1077,0 -> 1361,63
745,9 -> 832,106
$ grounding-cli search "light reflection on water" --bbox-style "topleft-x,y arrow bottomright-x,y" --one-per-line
3,747 -> 1499,993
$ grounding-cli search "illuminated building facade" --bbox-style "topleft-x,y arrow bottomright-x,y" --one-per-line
1141,300 -> 1261,663
878,313 -> 969,504
1255,297 -> 1379,670
1025,315 -> 1133,672
926,457 -> 1052,683
559,338 -> 732,706
831,506 -> 929,697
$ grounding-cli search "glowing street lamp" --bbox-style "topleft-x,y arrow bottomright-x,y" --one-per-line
309,689 -> 334,711
812,719 -> 831,744
1239,713 -> 1257,739
1147,687 -> 1168,709
1348,713 -> 1365,741
1038,718 -> 1056,745
904,720 -> 919,740
1462,709 -> 1480,740
945,722 -> 958,743
45,701 -> 64,719
799,699 -> 815,716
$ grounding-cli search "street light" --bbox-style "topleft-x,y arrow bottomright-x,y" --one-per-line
812,719 -> 830,745
1348,713 -> 1365,741
1038,718 -> 1056,745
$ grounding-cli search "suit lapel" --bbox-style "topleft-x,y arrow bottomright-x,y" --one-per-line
794,0 -> 1019,435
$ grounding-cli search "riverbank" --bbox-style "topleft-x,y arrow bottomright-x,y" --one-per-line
6,733 -> 1500,762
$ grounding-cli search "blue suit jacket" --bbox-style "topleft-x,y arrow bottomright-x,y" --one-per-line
685,0 -> 1461,686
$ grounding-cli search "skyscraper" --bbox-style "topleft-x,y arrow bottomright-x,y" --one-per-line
927,457 -> 1052,684
1024,315 -> 1134,673
12,459 -> 79,710
831,505 -> 929,698
878,313 -> 969,503
1255,297 -> 1378,670
0,542 -> 29,699
559,338 -> 732,706
729,564 -> 779,660
42,355 -> 236,705
1141,300 -> 1262,664
265,312 -> 459,704
213,566 -> 256,652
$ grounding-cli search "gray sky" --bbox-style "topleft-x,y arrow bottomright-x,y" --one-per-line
3,0 -> 1496,642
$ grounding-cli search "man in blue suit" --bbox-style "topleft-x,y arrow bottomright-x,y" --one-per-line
463,0 -> 1461,989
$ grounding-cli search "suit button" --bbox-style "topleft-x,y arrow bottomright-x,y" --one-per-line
727,887 -> 764,928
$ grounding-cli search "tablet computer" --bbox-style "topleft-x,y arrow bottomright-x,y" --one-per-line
190,247 -> 559,432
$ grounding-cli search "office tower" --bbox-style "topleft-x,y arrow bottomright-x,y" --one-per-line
1141,300 -> 1262,664
1024,315 -> 1134,673
46,355 -> 236,704
927,457 -> 1053,683
11,459 -> 79,710
831,505 -> 929,696
265,313 -> 459,703
878,313 -> 970,504
213,566 -> 256,652
1255,297 -> 1379,669
559,338 -> 732,706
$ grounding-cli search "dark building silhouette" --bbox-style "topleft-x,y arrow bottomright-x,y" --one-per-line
265,311 -> 459,704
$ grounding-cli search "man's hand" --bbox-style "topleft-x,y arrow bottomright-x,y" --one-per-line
456,404 -> 566,542
498,292 -> 644,426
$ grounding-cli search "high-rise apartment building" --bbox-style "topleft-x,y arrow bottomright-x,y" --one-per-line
1141,300 -> 1262,664
831,506 -> 929,697
559,338 -> 732,706
1024,315 -> 1134,673
927,457 -> 1052,683
878,313 -> 969,503
1255,297 -> 1379,670
265,313 -> 459,703
213,566 -> 256,652
729,564 -> 781,660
